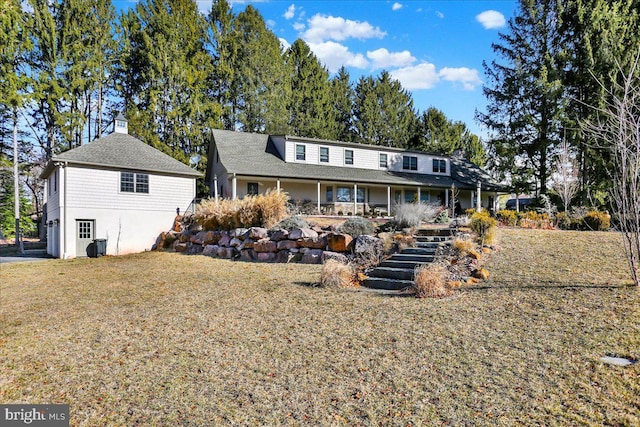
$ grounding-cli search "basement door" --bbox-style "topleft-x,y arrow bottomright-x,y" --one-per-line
76,220 -> 95,257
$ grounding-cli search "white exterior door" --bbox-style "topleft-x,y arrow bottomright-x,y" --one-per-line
76,220 -> 95,257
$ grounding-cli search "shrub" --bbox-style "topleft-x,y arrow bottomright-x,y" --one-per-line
496,209 -> 518,227
470,211 -> 497,244
320,260 -> 354,288
414,264 -> 452,298
555,211 -> 572,230
272,215 -> 310,231
435,209 -> 450,224
194,189 -> 289,230
519,211 -> 553,229
452,237 -> 474,254
582,211 -> 610,231
394,202 -> 441,228
337,217 -> 375,237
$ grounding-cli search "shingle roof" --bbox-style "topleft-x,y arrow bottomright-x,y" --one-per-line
207,129 -> 505,191
41,132 -> 201,178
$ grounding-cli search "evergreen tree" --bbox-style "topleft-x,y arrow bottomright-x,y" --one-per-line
330,66 -> 356,142
286,39 -> 335,139
117,0 -> 220,162
231,5 -> 290,134
560,0 -> 640,206
353,71 -> 417,147
477,0 -> 565,194
413,108 -> 487,167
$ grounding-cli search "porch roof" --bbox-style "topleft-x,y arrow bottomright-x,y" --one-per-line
207,129 -> 505,192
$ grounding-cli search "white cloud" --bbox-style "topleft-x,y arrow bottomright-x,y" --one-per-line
390,63 -> 440,90
301,14 -> 386,44
392,2 -> 403,11
284,4 -> 295,20
308,41 -> 369,73
367,48 -> 415,69
266,19 -> 276,28
436,11 -> 444,19
438,67 -> 482,90
293,22 -> 305,31
476,10 -> 506,29
279,38 -> 291,52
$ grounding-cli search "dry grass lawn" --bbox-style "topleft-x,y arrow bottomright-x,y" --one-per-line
1,228 -> 638,426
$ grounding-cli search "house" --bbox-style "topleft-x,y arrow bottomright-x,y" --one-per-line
205,129 -> 504,215
41,114 -> 201,259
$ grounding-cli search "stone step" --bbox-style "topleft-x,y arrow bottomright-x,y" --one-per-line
366,266 -> 415,281
380,259 -> 427,270
387,253 -> 434,263
415,235 -> 450,243
415,228 -> 452,237
362,277 -> 415,291
23,249 -> 47,256
401,247 -> 436,255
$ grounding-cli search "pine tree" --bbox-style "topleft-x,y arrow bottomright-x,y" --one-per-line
117,0 -> 220,162
413,108 -> 487,167
330,66 -> 356,142
353,71 -> 417,147
286,39 -> 335,139
477,0 -> 565,194
231,5 -> 290,134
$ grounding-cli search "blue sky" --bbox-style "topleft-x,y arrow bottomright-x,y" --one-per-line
120,0 -> 519,137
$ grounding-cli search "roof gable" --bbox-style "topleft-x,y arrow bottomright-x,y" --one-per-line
42,133 -> 201,178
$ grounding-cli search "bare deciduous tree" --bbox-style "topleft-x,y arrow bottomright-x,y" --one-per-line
551,136 -> 580,213
583,54 -> 640,286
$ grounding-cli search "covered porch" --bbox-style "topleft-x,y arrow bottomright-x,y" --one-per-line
212,174 -> 499,216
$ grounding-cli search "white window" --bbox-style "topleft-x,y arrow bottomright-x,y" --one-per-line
344,149 -> 354,165
121,172 -> 149,193
433,159 -> 447,173
403,156 -> 417,171
379,153 -> 387,168
336,186 -> 352,202
296,144 -> 306,161
320,147 -> 329,163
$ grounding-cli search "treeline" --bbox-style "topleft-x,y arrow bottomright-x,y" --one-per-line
478,0 -> 640,207
0,0 -> 485,172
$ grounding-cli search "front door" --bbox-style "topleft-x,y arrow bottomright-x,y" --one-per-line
76,220 -> 94,257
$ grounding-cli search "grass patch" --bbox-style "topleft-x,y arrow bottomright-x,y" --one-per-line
1,228 -> 639,425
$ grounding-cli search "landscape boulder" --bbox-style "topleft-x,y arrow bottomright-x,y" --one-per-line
254,239 -> 277,253
270,229 -> 289,241
230,228 -> 248,238
202,245 -> 217,256
321,251 -> 348,264
352,235 -> 382,254
277,240 -> 298,251
298,236 -> 327,249
289,228 -> 318,240
301,249 -> 323,264
247,227 -> 269,240
327,233 -> 353,252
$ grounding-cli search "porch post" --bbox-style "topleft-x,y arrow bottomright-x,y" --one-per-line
353,183 -> 358,215
417,187 -> 421,204
213,174 -> 219,201
445,188 -> 449,208
317,181 -> 321,214
232,174 -> 237,200
276,178 -> 280,192
494,191 -> 498,212
387,186 -> 391,217
476,182 -> 482,212
471,191 -> 474,210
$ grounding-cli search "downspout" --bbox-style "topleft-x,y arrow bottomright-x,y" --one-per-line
63,161 -> 68,258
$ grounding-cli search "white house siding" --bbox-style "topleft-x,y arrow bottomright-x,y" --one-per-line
283,139 -> 450,177
48,165 -> 195,258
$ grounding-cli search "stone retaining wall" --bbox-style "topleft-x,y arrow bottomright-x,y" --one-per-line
153,226 -> 356,264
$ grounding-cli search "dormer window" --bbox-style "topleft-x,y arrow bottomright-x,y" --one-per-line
433,159 -> 446,173
379,153 -> 388,168
320,147 -> 329,163
403,156 -> 417,171
296,144 -> 306,161
344,149 -> 354,165
116,120 -> 126,129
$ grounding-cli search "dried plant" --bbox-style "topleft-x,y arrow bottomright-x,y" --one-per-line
414,263 -> 452,298
320,260 -> 355,288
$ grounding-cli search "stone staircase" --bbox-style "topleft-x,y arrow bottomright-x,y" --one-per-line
362,228 -> 453,291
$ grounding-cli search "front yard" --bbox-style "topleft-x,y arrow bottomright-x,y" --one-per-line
1,228 -> 638,426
